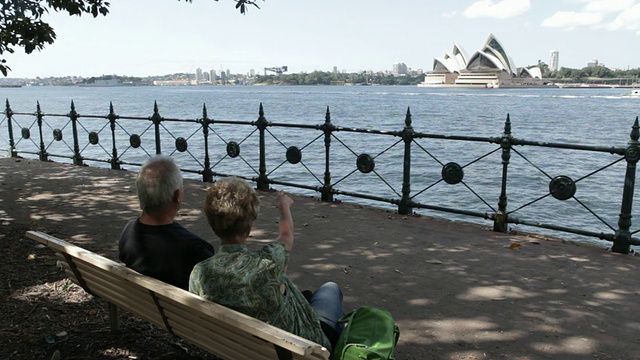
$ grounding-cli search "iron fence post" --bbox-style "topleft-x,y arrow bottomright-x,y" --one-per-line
321,106 -> 334,202
612,117 -> 639,254
494,114 -> 512,232
150,101 -> 163,155
201,104 -> 213,182
69,101 -> 83,165
256,103 -> 269,191
5,99 -> 16,157
36,102 -> 48,161
107,102 -> 120,170
398,107 -> 413,215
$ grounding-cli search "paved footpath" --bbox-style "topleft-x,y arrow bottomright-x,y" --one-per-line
1,157 -> 639,360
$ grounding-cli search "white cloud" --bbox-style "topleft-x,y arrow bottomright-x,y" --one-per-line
606,3 -> 640,31
540,11 -> 603,28
463,0 -> 531,19
441,11 -> 457,18
584,0 -> 635,13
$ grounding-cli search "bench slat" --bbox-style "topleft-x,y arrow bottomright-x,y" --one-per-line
25,231 -> 330,360
162,301 -> 281,357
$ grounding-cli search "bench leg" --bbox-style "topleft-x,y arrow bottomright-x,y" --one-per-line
275,345 -> 293,360
108,302 -> 120,333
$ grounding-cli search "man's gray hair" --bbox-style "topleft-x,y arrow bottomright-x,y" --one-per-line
136,155 -> 183,212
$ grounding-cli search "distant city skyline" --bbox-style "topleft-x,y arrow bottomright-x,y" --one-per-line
4,0 -> 640,79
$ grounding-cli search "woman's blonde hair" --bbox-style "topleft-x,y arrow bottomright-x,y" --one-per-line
204,177 -> 260,240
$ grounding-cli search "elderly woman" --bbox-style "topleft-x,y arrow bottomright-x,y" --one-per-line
189,177 -> 344,351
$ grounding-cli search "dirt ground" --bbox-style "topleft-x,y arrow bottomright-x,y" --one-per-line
0,221 -> 220,360
2,157 -> 640,360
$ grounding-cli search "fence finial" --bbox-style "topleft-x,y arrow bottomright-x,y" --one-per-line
631,116 -> 639,141
202,103 -> 208,119
405,107 -> 412,127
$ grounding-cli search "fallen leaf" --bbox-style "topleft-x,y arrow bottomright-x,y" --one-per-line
394,269 -> 404,274
509,243 -> 522,250
425,260 -> 443,265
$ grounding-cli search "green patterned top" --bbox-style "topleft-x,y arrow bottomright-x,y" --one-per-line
189,242 -> 331,350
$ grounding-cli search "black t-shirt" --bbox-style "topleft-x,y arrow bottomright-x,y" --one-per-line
118,219 -> 215,290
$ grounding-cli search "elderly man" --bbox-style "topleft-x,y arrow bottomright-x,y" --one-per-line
119,155 -> 214,290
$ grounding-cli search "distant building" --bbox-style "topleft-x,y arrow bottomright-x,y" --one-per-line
209,70 -> 216,83
333,66 -> 338,74
393,63 -> 408,75
195,68 -> 203,83
550,50 -> 559,72
250,69 -> 255,77
587,60 -> 599,68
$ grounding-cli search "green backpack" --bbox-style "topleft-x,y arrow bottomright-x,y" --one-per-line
331,306 -> 400,360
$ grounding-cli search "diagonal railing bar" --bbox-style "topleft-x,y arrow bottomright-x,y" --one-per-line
118,122 -> 154,158
413,140 -> 445,166
330,134 -> 360,157
572,196 -> 616,231
79,121 -> 112,158
264,129 -> 324,184
461,147 -> 501,169
511,148 -> 554,180
331,167 -> 360,187
13,118 -> 39,149
573,157 -> 625,183
508,193 -> 552,214
371,169 -> 401,197
410,178 -> 445,199
460,181 -> 497,212
371,138 -> 403,160
267,158 -> 292,177
208,126 -> 258,170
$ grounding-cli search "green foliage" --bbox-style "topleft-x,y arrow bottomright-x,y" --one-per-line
1,0 -> 264,77
182,0 -> 263,14
255,71 -> 425,86
0,0 -> 110,76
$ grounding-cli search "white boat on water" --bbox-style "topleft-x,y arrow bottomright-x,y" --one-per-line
629,89 -> 640,97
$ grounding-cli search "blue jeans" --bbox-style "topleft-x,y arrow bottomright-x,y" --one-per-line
310,282 -> 345,339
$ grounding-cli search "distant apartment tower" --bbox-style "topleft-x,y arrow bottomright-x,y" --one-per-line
250,69 -> 255,77
195,68 -> 203,83
393,63 -> 408,75
209,70 -> 216,83
332,66 -> 338,74
550,50 -> 559,72
587,59 -> 599,68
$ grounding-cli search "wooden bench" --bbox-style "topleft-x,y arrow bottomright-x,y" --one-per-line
26,230 -> 330,360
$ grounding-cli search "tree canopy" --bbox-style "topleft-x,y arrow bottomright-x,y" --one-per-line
0,0 -> 263,76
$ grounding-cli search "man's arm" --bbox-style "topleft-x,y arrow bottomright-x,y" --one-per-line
275,191 -> 294,252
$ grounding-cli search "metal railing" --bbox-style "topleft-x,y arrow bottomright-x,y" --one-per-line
2,99 -> 638,254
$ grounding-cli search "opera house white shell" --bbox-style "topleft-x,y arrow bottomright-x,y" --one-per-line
420,34 -> 545,88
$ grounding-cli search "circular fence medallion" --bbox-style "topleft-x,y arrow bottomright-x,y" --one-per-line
356,154 -> 375,174
21,127 -> 30,139
130,134 -> 141,148
286,146 -> 302,164
549,175 -> 576,201
175,137 -> 188,152
227,141 -> 240,158
442,162 -> 464,184
88,132 -> 99,145
53,129 -> 63,141
626,145 -> 640,163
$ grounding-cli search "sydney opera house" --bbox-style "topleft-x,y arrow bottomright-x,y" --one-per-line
419,34 -> 546,88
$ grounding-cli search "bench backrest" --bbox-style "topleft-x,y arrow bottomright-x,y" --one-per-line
26,231 -> 330,360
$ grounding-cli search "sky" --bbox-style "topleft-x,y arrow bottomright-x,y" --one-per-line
4,0 -> 640,78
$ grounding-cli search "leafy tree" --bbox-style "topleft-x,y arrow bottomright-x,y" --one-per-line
0,0 -> 263,76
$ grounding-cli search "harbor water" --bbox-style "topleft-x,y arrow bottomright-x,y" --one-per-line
2,85 -> 639,249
